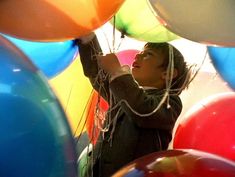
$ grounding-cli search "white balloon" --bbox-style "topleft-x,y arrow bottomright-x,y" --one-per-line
148,0 -> 235,46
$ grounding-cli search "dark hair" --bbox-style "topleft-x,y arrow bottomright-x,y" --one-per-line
144,42 -> 191,94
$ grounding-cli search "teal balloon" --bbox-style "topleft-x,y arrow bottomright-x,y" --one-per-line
3,34 -> 78,78
208,46 -> 235,90
0,36 -> 77,177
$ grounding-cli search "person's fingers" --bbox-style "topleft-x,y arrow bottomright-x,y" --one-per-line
79,32 -> 95,44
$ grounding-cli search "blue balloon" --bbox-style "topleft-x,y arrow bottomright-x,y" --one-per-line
3,34 -> 78,78
208,46 -> 235,90
0,36 -> 77,176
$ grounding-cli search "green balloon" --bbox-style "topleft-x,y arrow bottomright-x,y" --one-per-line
110,0 -> 179,42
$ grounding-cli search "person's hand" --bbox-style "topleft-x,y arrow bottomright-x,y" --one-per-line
79,32 -> 96,44
97,53 -> 121,75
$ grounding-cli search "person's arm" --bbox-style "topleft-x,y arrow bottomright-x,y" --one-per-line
78,33 -> 100,77
110,74 -> 182,130
78,33 -> 110,101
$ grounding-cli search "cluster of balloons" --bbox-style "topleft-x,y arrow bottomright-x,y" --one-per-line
0,1 -> 128,176
0,35 -> 93,138
1,0 -> 235,176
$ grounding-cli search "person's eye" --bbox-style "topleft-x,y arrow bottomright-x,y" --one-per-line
145,51 -> 154,56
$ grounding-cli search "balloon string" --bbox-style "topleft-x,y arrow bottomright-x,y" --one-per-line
179,49 -> 209,91
73,89 -> 94,138
64,83 -> 73,114
116,33 -> 125,51
95,46 -> 175,118
94,47 -> 198,119
112,15 -> 116,52
166,48 -> 208,95
111,15 -> 125,53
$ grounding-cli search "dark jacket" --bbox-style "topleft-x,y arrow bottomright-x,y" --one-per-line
78,36 -> 182,177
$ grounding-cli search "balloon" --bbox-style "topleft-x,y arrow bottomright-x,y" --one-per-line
208,46 -> 235,90
173,93 -> 235,161
0,36 -> 77,176
148,0 -> 235,46
3,34 -> 78,78
110,0 -> 179,42
169,71 -> 232,149
77,145 -> 93,177
0,0 -> 125,41
49,55 -> 93,137
75,132 -> 90,158
116,49 -> 139,66
113,149 -> 235,177
86,90 -> 109,145
178,71 -> 232,125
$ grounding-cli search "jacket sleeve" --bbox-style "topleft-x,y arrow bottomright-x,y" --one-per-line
78,35 -> 110,101
109,74 -> 182,130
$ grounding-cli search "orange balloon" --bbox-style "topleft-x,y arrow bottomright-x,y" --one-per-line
0,0 -> 125,41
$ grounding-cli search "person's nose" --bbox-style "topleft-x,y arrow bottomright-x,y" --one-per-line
134,53 -> 142,62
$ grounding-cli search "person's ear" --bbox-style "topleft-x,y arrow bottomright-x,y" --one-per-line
161,69 -> 178,80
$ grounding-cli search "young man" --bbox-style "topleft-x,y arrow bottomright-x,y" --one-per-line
78,32 -> 191,177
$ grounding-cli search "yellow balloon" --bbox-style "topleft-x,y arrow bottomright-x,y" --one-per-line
49,55 -> 93,137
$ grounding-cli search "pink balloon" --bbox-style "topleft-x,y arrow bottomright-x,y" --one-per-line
173,92 -> 235,161
113,149 -> 235,177
116,49 -> 140,66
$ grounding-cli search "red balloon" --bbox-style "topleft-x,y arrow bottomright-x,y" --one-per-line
112,149 -> 235,177
86,90 -> 109,145
116,49 -> 139,66
173,92 -> 235,161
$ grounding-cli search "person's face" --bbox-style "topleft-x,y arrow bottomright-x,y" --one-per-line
132,47 -> 165,88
